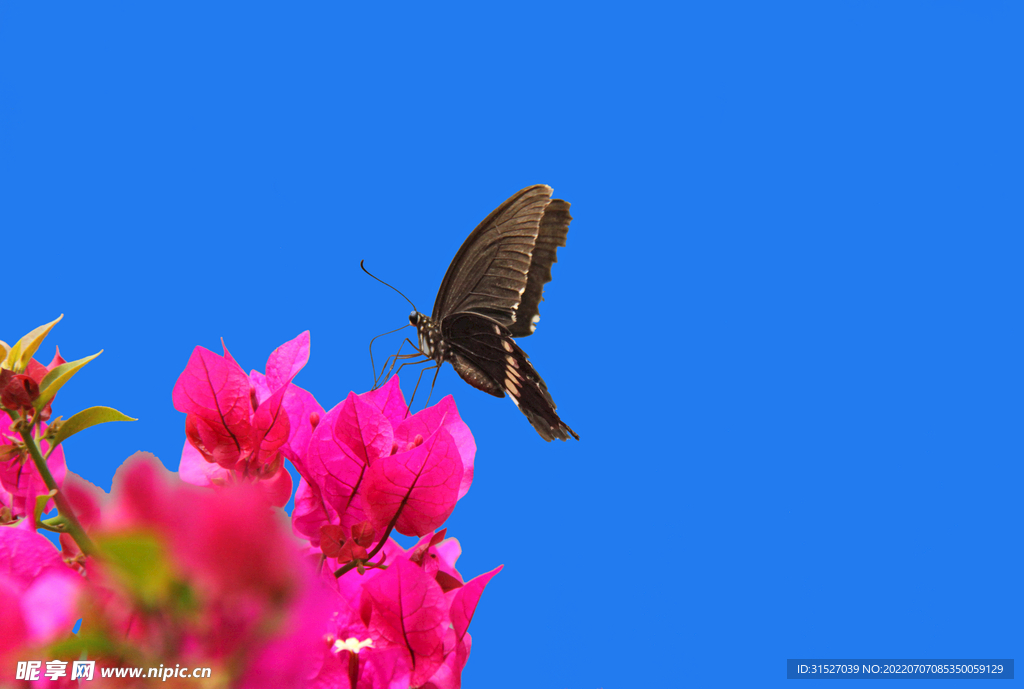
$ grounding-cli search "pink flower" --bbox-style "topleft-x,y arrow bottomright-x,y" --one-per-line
309,531 -> 501,689
172,332 -> 321,507
292,376 -> 475,555
0,520 -> 82,664
78,454 -> 332,687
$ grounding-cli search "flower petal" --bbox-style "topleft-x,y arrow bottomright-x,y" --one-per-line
265,331 -> 311,392
363,557 -> 447,687
364,427 -> 463,537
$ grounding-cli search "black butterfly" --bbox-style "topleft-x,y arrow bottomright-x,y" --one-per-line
409,184 -> 578,441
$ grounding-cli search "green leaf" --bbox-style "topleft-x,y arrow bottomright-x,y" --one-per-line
35,350 -> 102,409
51,406 -> 136,446
7,315 -> 63,371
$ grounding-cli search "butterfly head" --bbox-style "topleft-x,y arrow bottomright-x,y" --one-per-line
410,311 -> 441,359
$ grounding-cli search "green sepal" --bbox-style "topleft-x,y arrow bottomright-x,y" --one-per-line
41,515 -> 69,531
35,351 -> 102,410
34,489 -> 58,527
51,406 -> 136,446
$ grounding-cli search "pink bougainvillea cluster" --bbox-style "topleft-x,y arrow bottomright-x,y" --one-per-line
0,320 -> 499,688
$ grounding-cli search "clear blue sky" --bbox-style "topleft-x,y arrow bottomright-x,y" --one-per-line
2,2 -> 1020,686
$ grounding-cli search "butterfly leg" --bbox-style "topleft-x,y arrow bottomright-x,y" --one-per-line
377,337 -> 420,388
390,356 -> 433,382
406,361 -> 441,417
422,364 -> 443,410
369,324 -> 412,389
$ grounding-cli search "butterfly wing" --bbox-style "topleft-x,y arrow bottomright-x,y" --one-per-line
431,185 -> 553,328
507,198 -> 571,338
442,313 -> 578,442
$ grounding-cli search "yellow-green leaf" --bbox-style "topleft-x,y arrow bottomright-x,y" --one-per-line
35,351 -> 102,410
8,315 -> 63,371
51,406 -> 136,446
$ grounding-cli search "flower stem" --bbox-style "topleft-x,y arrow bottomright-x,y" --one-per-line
16,419 -> 96,555
334,514 -> 401,578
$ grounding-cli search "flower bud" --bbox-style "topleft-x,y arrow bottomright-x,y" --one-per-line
1,373 -> 40,410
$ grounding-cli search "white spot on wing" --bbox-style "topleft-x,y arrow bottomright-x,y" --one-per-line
502,340 -> 513,352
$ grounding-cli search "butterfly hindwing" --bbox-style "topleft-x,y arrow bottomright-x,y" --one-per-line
442,313 -> 578,441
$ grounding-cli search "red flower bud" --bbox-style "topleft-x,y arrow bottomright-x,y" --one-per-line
351,521 -> 375,547
320,524 -> 346,559
1,373 -> 39,410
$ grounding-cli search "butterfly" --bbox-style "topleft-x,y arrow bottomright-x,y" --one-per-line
408,184 -> 578,441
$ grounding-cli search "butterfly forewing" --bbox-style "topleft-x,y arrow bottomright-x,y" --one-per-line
431,185 -> 553,328
507,199 -> 571,338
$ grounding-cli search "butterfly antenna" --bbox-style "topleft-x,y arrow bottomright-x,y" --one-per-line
360,260 -> 418,313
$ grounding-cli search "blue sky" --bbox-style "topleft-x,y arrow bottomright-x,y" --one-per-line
2,2 -> 1020,686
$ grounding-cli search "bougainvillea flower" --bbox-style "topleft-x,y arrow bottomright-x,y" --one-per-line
293,376 -> 475,551
180,439 -> 294,507
362,557 -> 450,687
20,569 -> 83,643
0,414 -> 67,518
407,530 -> 464,592
391,395 -> 475,501
0,520 -> 81,648
58,471 -> 104,530
307,529 -> 500,689
306,586 -> 411,689
172,332 -> 321,506
0,349 -> 65,420
363,426 -> 463,537
81,453 -> 331,687
0,519 -> 71,589
0,576 -> 28,659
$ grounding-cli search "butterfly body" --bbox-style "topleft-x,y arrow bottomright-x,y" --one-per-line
409,184 -> 578,442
